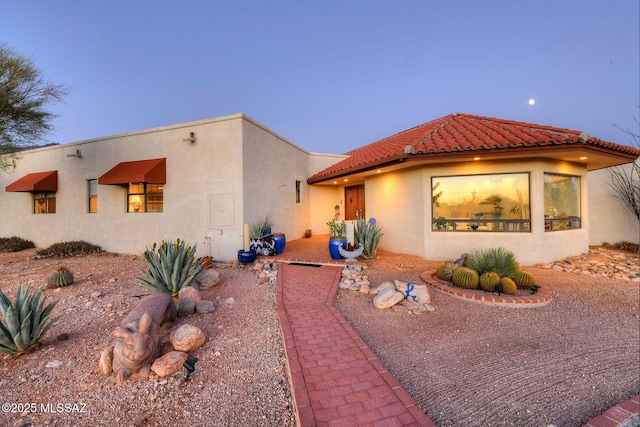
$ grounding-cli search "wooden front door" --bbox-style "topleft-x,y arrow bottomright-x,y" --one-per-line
345,185 -> 365,220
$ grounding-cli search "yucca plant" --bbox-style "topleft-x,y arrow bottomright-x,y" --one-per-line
354,218 -> 383,259
0,286 -> 60,356
135,239 -> 202,297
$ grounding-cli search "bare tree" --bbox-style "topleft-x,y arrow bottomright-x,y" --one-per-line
0,45 -> 67,170
608,115 -> 640,249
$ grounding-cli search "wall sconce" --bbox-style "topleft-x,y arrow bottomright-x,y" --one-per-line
66,149 -> 82,158
182,132 -> 197,143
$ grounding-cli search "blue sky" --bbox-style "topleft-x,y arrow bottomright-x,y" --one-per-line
2,1 -> 638,153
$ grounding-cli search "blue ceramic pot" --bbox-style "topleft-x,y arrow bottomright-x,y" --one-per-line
272,233 -> 286,254
328,236 -> 347,260
237,249 -> 257,264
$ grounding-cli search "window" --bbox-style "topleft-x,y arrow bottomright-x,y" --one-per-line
296,181 -> 301,203
88,179 -> 98,213
34,192 -> 56,214
544,173 -> 581,231
431,173 -> 530,232
127,183 -> 163,213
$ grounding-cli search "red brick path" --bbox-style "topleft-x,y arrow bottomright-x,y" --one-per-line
276,262 -> 435,426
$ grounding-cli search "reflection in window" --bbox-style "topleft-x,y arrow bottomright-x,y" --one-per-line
544,173 -> 581,231
34,192 -> 56,214
431,173 -> 530,231
128,183 -> 163,213
88,179 -> 98,213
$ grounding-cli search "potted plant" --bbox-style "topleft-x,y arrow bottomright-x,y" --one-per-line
326,219 -> 347,260
249,216 -> 273,252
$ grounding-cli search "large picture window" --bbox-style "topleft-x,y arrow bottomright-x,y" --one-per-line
544,173 -> 581,231
34,192 -> 56,214
128,183 -> 163,213
431,173 -> 530,232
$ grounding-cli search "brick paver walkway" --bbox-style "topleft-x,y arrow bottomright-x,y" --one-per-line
276,262 -> 435,426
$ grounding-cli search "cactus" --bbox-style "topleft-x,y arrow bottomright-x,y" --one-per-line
452,267 -> 479,289
479,271 -> 501,292
135,239 -> 202,297
512,269 -> 535,290
499,277 -> 517,295
0,285 -> 60,356
47,266 -> 74,288
354,218 -> 383,259
436,262 -> 455,281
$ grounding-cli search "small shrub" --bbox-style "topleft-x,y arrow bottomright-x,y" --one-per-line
479,271 -> 501,292
135,239 -> 202,297
602,241 -> 639,253
0,285 -> 60,356
436,262 -> 455,280
499,277 -> 517,295
0,237 -> 35,252
452,267 -> 479,289
35,241 -> 103,258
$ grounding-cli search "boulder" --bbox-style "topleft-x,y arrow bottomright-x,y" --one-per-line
193,269 -> 221,290
177,299 -> 196,317
394,280 -> 431,305
195,300 -> 215,313
401,299 -> 428,314
178,286 -> 202,304
373,288 -> 404,309
370,281 -> 394,296
151,351 -> 188,378
98,345 -> 114,376
170,324 -> 206,352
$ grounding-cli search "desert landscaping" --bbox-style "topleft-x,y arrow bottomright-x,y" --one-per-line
0,245 -> 638,426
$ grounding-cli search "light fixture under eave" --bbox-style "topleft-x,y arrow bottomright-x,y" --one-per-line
333,181 -> 338,184
473,157 -> 480,161
183,132 -> 197,143
343,179 -> 348,182
579,156 -> 587,160
376,169 -> 382,173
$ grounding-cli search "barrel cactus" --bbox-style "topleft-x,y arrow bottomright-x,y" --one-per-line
47,266 -> 74,288
499,277 -> 517,295
452,267 -> 479,289
436,262 -> 455,281
479,271 -> 501,292
512,269 -> 535,290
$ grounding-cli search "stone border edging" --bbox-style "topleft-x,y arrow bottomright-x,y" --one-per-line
420,270 -> 553,308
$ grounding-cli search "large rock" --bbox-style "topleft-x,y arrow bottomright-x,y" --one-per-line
394,280 -> 431,305
170,324 -> 206,352
98,345 -> 113,376
373,288 -> 404,309
370,281 -> 395,296
177,299 -> 196,317
178,286 -> 202,304
193,269 -> 221,289
151,351 -> 188,378
195,300 -> 215,313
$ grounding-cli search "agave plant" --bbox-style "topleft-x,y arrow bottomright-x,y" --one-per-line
354,218 -> 383,259
0,285 -> 60,356
135,239 -> 202,297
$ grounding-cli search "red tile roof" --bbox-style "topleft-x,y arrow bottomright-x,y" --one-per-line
308,113 -> 640,183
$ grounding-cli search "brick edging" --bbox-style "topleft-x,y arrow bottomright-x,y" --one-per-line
582,394 -> 640,427
421,270 -> 553,308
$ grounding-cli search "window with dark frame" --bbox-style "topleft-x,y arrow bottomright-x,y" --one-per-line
88,179 -> 98,213
127,183 -> 163,213
34,192 -> 56,214
296,180 -> 301,203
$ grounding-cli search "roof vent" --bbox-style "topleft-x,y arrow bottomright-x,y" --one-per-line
404,145 -> 413,154
578,132 -> 589,140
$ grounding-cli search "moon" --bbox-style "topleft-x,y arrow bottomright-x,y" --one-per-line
528,98 -> 536,105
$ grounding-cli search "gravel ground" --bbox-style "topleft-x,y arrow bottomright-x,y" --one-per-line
0,247 -> 638,427
335,249 -> 640,426
0,249 -> 295,427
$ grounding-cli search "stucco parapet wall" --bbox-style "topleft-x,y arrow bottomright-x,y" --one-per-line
420,270 -> 553,308
27,113 -> 309,154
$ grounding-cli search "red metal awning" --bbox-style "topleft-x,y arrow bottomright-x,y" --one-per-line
6,171 -> 58,192
98,158 -> 166,185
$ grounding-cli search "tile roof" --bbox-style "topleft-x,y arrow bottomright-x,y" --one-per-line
308,113 -> 640,183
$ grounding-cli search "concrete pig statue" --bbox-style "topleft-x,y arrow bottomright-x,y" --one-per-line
99,293 -> 176,383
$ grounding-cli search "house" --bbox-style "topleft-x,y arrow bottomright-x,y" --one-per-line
307,113 -> 640,264
1,112 -> 638,265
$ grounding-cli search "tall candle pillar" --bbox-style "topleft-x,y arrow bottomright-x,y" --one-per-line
243,224 -> 250,251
